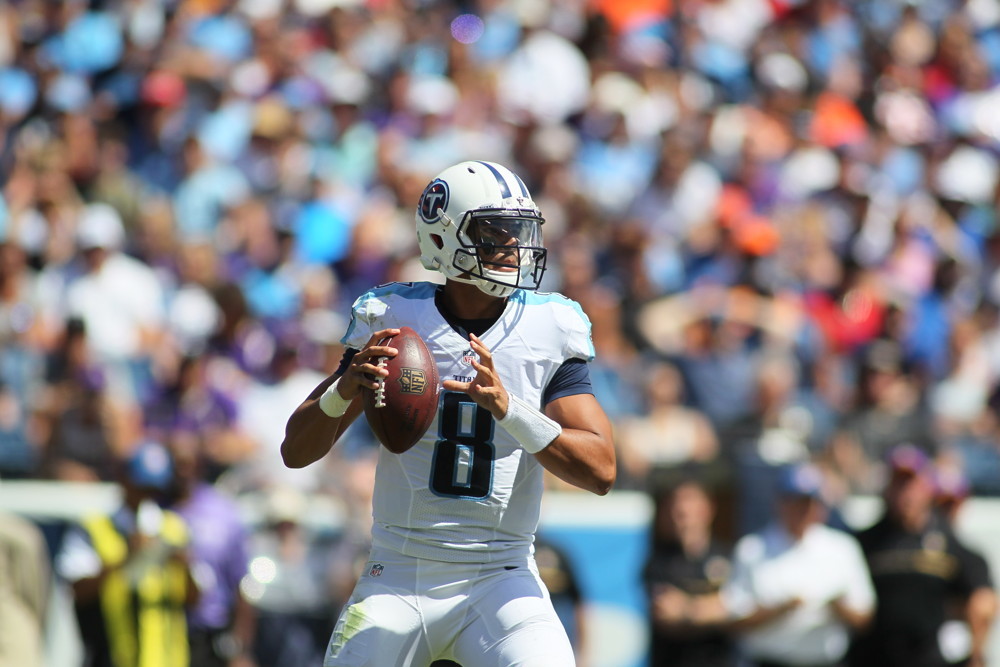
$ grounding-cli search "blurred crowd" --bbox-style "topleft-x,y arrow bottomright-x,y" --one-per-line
2,0 -> 1000,664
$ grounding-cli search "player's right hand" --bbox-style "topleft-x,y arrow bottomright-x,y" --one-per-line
336,328 -> 400,400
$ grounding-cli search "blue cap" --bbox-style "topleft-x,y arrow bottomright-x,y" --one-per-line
778,463 -> 824,499
126,441 -> 173,490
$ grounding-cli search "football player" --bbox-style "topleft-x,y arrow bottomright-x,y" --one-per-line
281,160 -> 616,666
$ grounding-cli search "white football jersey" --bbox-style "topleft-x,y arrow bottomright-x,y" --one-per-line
342,282 -> 594,563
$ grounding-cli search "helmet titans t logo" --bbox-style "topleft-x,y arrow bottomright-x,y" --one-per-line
418,179 -> 449,223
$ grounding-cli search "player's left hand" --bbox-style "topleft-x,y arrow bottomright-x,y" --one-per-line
442,333 -> 509,420
227,655 -> 257,667
651,584 -> 691,625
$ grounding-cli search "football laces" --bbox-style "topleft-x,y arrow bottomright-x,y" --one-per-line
374,357 -> 388,408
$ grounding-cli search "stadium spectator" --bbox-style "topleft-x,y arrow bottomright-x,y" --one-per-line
725,351 -> 816,536
54,441 -> 199,667
0,511 -> 50,667
643,477 -> 736,667
144,351 -> 252,480
850,444 -> 987,667
243,486 -> 339,666
39,361 -> 135,484
232,332 -> 327,494
165,429 -> 257,667
933,466 -> 998,667
0,231 -> 47,477
616,361 -> 719,492
551,233 -> 644,426
64,202 -> 167,404
723,463 -> 875,667
830,341 -> 936,495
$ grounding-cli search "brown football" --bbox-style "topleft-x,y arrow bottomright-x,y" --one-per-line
361,326 -> 440,454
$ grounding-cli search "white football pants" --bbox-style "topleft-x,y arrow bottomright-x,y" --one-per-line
323,547 -> 576,667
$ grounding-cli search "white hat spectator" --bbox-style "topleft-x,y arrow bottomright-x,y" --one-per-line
934,144 -> 999,204
756,52 -> 808,93
965,0 -> 1000,30
305,51 -> 362,104
529,124 -> 580,164
301,309 -> 347,347
76,203 -> 126,251
875,90 -> 936,145
45,73 -> 92,113
230,59 -> 272,99
591,72 -> 645,116
168,285 -> 223,355
9,209 -> 48,255
496,30 -> 590,124
264,485 -> 308,525
406,76 -> 459,117
295,0 -> 363,17
779,146 -> 840,200
239,0 -> 284,20
326,64 -> 372,107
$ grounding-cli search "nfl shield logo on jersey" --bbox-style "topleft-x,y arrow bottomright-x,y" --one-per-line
369,563 -> 384,577
461,349 -> 477,366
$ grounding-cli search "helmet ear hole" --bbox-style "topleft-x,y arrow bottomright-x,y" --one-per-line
430,234 -> 444,250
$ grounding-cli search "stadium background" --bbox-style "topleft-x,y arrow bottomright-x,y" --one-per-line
3,0 -> 1000,664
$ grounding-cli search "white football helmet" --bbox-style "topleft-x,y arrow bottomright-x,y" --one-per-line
415,161 -> 547,298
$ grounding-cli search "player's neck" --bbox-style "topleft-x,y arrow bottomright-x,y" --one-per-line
439,281 -> 507,320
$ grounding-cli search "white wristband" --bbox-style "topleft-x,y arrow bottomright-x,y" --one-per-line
319,377 -> 351,418
498,394 -> 562,454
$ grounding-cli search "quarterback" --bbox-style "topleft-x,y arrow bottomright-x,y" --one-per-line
281,160 -> 616,666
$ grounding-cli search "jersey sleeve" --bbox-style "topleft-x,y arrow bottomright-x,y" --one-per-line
554,296 -> 595,362
543,358 -> 593,404
54,523 -> 102,582
720,534 -> 759,619
953,542 -> 994,595
340,289 -> 389,350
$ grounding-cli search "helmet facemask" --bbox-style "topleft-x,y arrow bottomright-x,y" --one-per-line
452,208 -> 547,297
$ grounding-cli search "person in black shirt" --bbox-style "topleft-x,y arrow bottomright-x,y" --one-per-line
850,445 -> 982,667
644,478 -> 736,667
933,467 -> 997,667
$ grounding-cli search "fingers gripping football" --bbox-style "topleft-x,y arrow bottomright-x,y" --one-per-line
339,328 -> 400,398
361,327 -> 440,454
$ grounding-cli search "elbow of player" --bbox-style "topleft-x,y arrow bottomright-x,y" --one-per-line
280,440 -> 309,469
280,445 -> 298,468
591,463 -> 616,496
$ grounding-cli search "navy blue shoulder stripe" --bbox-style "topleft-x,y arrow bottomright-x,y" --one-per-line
476,161 -> 512,199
